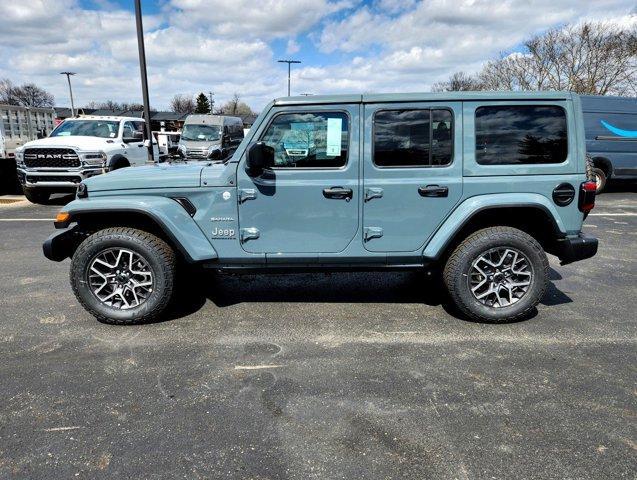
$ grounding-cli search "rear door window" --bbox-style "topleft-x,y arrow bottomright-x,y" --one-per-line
475,105 -> 567,165
373,109 -> 453,167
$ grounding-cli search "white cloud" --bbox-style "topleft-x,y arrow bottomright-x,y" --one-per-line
0,0 -> 634,111
286,39 -> 301,54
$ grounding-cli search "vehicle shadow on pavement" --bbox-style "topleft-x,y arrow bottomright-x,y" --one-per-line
161,268 -> 573,324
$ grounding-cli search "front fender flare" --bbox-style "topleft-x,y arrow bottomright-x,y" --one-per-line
56,196 -> 217,262
422,193 -> 566,260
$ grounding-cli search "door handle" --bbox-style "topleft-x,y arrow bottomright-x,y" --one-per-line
418,185 -> 449,197
137,144 -> 144,147
323,186 -> 353,201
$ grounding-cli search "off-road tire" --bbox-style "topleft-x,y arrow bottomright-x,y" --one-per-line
443,226 -> 549,323
592,167 -> 607,193
70,227 -> 176,325
23,187 -> 50,204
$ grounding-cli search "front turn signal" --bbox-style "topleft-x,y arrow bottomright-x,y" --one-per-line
56,212 -> 70,223
54,212 -> 71,228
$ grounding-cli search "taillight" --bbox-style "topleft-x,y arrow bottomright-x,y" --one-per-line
578,181 -> 596,214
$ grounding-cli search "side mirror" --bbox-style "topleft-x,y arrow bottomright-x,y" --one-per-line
123,131 -> 144,143
246,142 -> 274,175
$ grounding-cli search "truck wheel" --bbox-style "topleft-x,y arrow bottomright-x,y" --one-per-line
23,187 -> 50,204
591,167 -> 607,193
70,227 -> 176,325
443,227 -> 549,323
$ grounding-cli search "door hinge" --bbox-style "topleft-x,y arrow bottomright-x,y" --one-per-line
238,188 -> 257,203
240,227 -> 260,243
364,187 -> 383,202
363,227 -> 383,242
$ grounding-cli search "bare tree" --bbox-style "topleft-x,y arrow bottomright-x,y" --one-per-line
432,71 -> 484,92
433,21 -> 636,95
0,79 -> 54,107
169,94 -> 195,114
218,93 -> 254,116
478,21 -> 637,95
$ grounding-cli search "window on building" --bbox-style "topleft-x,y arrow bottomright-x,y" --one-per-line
475,105 -> 568,165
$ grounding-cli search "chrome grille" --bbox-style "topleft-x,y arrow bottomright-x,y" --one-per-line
24,148 -> 80,168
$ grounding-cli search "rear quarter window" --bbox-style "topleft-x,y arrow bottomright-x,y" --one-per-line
475,105 -> 567,165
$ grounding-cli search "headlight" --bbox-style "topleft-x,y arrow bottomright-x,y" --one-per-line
177,145 -> 187,157
207,145 -> 222,159
80,151 -> 107,166
15,148 -> 24,166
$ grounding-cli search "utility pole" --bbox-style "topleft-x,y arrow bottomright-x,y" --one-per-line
134,0 -> 155,163
60,72 -> 76,116
277,59 -> 301,96
208,91 -> 214,113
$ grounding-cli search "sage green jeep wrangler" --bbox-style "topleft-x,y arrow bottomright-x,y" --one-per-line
44,92 -> 598,324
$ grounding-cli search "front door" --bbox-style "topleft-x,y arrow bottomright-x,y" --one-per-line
237,106 -> 359,254
122,121 -> 146,165
362,102 -> 463,252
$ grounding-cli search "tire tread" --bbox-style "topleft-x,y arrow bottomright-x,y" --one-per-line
70,227 -> 176,325
443,226 -> 549,323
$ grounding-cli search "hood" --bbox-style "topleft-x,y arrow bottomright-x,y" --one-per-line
84,163 -> 205,192
22,135 -> 120,151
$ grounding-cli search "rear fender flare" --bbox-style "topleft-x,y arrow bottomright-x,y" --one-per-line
423,193 -> 566,260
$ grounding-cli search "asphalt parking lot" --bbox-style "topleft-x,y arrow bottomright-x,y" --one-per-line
0,189 -> 635,479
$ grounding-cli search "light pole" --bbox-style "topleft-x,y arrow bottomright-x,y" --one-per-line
60,72 -> 76,116
208,91 -> 214,113
277,59 -> 301,96
134,0 -> 154,163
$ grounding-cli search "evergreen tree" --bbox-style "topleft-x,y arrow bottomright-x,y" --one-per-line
194,93 -> 211,114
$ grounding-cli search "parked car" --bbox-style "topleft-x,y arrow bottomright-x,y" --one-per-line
0,104 -> 56,193
177,115 -> 243,160
16,115 -> 159,204
44,91 -> 598,325
581,95 -> 637,192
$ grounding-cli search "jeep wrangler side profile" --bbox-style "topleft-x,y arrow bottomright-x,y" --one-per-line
43,92 -> 598,324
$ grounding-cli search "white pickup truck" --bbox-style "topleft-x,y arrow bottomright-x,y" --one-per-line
16,116 -> 158,204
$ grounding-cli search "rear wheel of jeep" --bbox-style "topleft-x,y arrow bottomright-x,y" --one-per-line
23,187 -> 50,204
70,227 -> 176,325
443,226 -> 549,323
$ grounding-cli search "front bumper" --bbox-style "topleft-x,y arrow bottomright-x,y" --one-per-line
17,167 -> 104,188
43,225 -> 83,261
554,233 -> 598,265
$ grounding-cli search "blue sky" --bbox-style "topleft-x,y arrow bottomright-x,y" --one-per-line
0,0 -> 635,111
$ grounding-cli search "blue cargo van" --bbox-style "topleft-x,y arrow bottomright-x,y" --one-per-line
581,95 -> 637,192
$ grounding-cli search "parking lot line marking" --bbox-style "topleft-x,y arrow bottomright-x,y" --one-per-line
0,218 -> 52,221
234,365 -> 285,370
588,213 -> 637,217
43,426 -> 81,432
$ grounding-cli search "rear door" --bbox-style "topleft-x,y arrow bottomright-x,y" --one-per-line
362,102 -> 463,252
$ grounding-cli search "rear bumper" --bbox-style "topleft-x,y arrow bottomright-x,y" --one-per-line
43,225 -> 81,262
555,233 -> 598,265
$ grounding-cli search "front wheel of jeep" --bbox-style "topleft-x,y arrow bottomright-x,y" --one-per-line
70,227 -> 176,325
443,226 -> 549,323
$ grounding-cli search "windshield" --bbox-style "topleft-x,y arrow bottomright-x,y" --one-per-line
181,124 -> 221,142
51,120 -> 120,138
